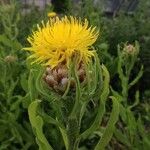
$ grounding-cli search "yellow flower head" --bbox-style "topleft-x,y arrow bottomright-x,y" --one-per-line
47,12 -> 57,17
25,16 -> 99,68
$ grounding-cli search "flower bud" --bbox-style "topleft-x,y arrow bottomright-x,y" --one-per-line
45,75 -> 58,87
4,55 -> 17,63
43,63 -> 86,93
47,12 -> 57,18
122,43 -> 139,56
61,78 -> 69,87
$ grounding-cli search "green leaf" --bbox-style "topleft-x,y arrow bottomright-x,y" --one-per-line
94,96 -> 120,150
40,112 -> 64,129
20,73 -> 28,92
128,65 -> 143,89
22,93 -> 31,108
128,90 -> 140,109
100,65 -> 110,102
79,65 -> 110,140
69,60 -> 81,117
28,100 -> 53,150
117,45 -> 125,80
59,126 -> 69,150
35,67 -> 57,102
0,34 -> 22,50
10,96 -> 22,111
119,104 -> 127,123
67,117 -> 80,150
0,34 -> 12,47
114,128 -> 131,147
0,137 -> 15,150
137,117 -> 150,148
28,69 -> 38,101
111,87 -> 123,102
126,108 -> 137,140
0,59 -> 6,86
7,79 -> 18,102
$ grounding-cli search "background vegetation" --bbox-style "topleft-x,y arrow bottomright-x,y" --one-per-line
0,0 -> 149,149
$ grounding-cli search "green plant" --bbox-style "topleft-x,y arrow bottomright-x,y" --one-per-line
24,16 -> 120,150
27,55 -> 119,150
0,0 -> 20,40
0,0 -> 149,149
0,1 -> 37,149
111,42 -> 150,149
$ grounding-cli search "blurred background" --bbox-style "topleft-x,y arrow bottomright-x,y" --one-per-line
0,0 -> 149,149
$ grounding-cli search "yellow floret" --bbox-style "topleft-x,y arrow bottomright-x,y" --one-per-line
24,16 -> 99,68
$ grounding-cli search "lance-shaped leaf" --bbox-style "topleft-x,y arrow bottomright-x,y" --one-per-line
28,69 -> 38,102
28,100 -> 53,150
94,96 -> 120,150
128,65 -> 143,89
79,65 -> 110,140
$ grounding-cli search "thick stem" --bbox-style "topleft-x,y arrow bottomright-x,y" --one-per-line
67,117 -> 80,150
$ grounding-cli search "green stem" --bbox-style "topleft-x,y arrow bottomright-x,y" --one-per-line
67,117 -> 79,150
121,77 -> 128,106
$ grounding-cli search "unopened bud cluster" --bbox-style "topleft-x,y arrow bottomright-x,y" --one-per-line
123,44 -> 138,56
43,63 -> 85,92
4,55 -> 17,63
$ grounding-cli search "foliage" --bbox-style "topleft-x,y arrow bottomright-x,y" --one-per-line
27,53 -> 119,150
0,1 -> 37,149
111,42 -> 150,149
0,0 -> 149,149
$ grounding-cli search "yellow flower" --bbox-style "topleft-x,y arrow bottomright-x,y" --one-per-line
24,16 -> 99,68
47,12 -> 57,17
